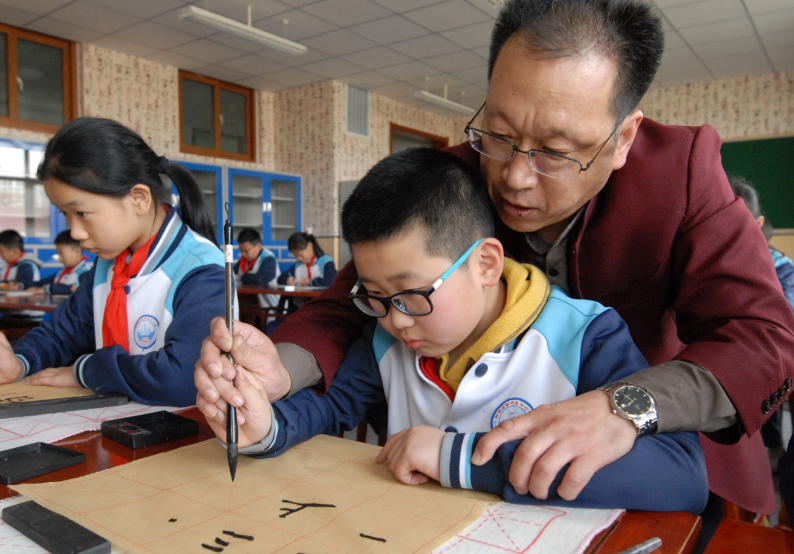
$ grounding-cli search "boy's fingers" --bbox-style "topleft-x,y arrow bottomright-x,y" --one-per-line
235,367 -> 268,412
194,365 -> 220,403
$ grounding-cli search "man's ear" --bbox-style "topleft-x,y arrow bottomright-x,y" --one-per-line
611,109 -> 643,171
477,238 -> 504,287
128,184 -> 154,216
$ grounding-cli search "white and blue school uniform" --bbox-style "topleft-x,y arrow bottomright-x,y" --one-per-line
277,254 -> 337,287
771,248 -> 794,313
33,258 -> 93,295
248,262 -> 708,514
2,253 -> 41,289
235,247 -> 280,307
14,209 -> 227,407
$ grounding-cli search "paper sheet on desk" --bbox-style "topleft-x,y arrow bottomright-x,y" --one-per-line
0,400 -> 182,451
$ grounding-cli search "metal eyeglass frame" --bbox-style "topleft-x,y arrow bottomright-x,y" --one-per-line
348,239 -> 485,318
464,102 -> 619,181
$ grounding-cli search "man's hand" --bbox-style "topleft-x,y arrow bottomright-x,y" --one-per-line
198,366 -> 273,448
376,425 -> 445,485
471,391 -> 637,500
0,332 -> 24,384
26,366 -> 79,387
195,317 -> 291,419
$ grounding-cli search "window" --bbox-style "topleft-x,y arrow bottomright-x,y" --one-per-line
0,23 -> 77,134
346,84 -> 370,137
0,140 -> 54,240
390,123 -> 448,153
179,71 -> 256,162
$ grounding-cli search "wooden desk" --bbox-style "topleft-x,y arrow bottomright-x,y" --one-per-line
0,406 -> 215,501
0,406 -> 703,554
237,284 -> 327,298
702,519 -> 794,553
0,293 -> 64,313
237,284 -> 327,326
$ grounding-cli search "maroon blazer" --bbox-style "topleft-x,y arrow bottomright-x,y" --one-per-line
273,118 -> 794,514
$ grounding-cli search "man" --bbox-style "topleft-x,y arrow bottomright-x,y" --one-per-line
196,0 -> 793,520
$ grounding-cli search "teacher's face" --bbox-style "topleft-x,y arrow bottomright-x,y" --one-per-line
481,36 -> 640,240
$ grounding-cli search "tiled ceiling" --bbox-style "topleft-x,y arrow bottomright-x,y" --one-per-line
0,0 -> 792,115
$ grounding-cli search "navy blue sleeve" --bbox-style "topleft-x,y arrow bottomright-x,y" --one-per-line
445,309 -> 709,513
780,434 -> 794,510
776,261 -> 794,313
49,282 -> 74,295
311,261 -> 337,287
277,264 -> 296,285
248,328 -> 386,458
31,273 -> 56,288
79,264 -> 226,406
14,263 -> 35,289
256,256 -> 276,285
13,266 -> 97,369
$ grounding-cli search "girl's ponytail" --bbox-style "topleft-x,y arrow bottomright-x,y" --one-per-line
158,158 -> 217,245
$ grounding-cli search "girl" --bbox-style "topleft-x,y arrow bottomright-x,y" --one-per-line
0,117 -> 226,407
277,232 -> 337,288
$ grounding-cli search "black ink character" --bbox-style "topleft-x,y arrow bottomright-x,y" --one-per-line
279,500 -> 336,518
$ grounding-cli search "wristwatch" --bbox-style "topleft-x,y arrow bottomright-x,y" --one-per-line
597,382 -> 658,437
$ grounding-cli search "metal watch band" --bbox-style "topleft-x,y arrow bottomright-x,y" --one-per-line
598,382 -> 658,437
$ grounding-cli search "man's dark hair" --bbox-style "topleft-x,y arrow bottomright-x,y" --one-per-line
0,230 -> 23,251
54,230 -> 81,248
342,148 -> 494,262
237,228 -> 262,245
729,176 -> 762,219
489,0 -> 664,122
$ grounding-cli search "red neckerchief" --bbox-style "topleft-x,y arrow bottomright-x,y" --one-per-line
56,256 -> 89,283
102,234 -> 158,351
240,255 -> 254,273
3,251 -> 25,281
419,356 -> 455,402
307,255 -> 317,278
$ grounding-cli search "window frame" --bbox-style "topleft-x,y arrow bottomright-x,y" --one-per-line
0,23 -> 77,134
179,70 -> 256,163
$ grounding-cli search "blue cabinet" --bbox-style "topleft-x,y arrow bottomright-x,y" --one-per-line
228,169 -> 301,245
176,161 -> 223,243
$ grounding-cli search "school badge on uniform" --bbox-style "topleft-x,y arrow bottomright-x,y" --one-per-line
491,397 -> 533,428
134,315 -> 159,350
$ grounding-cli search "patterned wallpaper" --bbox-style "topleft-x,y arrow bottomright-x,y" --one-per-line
638,70 -> 794,141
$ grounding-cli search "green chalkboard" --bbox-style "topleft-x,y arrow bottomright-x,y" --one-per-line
721,136 -> 794,228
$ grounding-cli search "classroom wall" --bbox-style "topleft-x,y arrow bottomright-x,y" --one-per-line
638,70 -> 794,141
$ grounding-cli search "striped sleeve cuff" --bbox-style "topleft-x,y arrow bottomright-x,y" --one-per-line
72,354 -> 93,388
14,355 -> 31,381
439,432 -> 477,490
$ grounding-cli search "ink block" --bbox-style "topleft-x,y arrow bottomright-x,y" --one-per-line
101,410 -> 199,449
3,501 -> 110,554
0,393 -> 127,420
0,443 -> 85,485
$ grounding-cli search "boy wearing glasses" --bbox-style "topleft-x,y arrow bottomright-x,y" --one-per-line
236,228 -> 280,308
209,148 -> 707,512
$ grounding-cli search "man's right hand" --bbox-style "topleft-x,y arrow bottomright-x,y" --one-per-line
195,317 -> 292,422
0,332 -> 24,384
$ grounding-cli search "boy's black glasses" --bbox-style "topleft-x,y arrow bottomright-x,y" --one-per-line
464,102 -> 618,182
348,239 -> 484,318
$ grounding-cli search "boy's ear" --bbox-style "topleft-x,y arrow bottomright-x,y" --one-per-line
129,184 -> 154,215
477,238 -> 504,287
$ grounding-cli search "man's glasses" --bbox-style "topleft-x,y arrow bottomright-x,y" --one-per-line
348,239 -> 484,318
464,102 -> 618,182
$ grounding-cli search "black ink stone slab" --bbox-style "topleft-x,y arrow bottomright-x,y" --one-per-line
0,393 -> 127,419
3,501 -> 110,554
0,443 -> 85,484
101,410 -> 199,449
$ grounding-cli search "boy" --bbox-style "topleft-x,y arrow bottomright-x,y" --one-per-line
25,230 -> 92,295
235,228 -> 280,308
206,149 -> 708,513
0,230 -> 41,290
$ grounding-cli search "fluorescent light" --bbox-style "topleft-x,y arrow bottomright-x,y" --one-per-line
179,6 -> 308,56
412,90 -> 476,116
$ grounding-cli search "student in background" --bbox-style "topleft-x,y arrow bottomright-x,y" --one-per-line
236,228 -> 280,308
0,230 -> 41,290
201,149 -> 708,513
730,176 -> 793,470
25,230 -> 92,295
277,232 -> 337,288
0,117 -> 226,407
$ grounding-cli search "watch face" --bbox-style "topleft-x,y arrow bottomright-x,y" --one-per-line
614,386 -> 652,416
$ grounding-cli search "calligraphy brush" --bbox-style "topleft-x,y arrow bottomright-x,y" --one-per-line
223,203 -> 238,481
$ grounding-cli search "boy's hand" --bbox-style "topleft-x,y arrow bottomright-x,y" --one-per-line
70,284 -> 77,293
26,366 -> 79,387
0,332 -> 24,384
376,426 -> 444,485
7,282 -> 20,291
198,366 -> 273,448
25,287 -> 43,294
286,277 -> 297,285
298,278 -> 311,286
